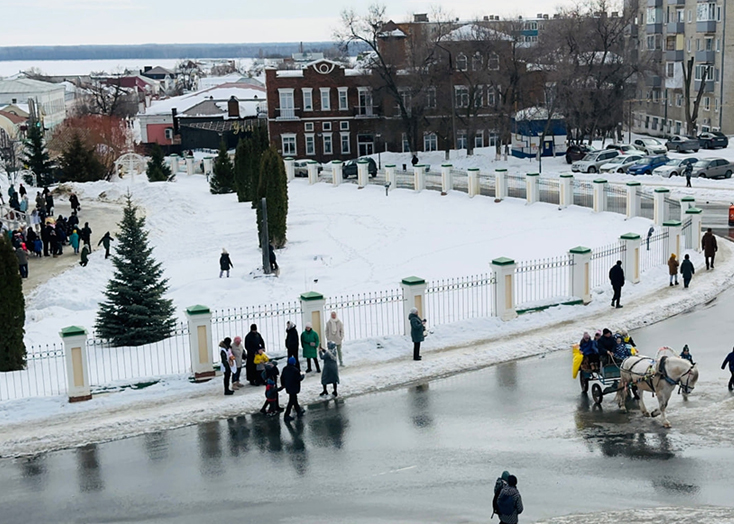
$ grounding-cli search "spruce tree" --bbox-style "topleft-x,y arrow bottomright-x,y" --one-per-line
95,194 -> 176,347
0,236 -> 26,372
209,141 -> 235,194
23,124 -> 54,186
146,144 -> 173,182
58,131 -> 106,182
233,138 -> 249,202
256,147 -> 289,248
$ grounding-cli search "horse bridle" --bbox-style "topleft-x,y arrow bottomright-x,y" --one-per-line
676,364 -> 696,395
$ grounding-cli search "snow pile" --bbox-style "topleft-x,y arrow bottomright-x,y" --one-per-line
535,506 -> 734,523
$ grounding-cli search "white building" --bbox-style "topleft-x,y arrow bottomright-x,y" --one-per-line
0,78 -> 66,129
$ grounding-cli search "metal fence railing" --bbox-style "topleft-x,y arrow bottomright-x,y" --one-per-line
479,174 -> 496,198
590,241 -> 626,289
507,174 -> 527,199
574,181 -> 594,208
324,289 -> 404,341
0,344 -> 67,401
665,197 -> 681,222
605,186 -> 627,215
640,230 -> 669,273
425,273 -> 496,326
538,178 -> 560,205
514,255 -> 573,308
212,302 -> 302,357
639,191 -> 655,220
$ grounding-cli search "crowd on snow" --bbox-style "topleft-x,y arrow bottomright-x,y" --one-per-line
1,184 -> 113,279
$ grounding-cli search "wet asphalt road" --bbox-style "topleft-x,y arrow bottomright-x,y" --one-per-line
2,291 -> 734,523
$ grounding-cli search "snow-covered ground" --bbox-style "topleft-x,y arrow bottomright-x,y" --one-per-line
535,506 -> 734,523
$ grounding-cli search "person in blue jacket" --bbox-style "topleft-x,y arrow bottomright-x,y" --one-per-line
722,348 -> 734,392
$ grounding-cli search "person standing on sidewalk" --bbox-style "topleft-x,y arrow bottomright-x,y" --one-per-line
245,324 -> 265,385
409,307 -> 425,360
219,337 -> 234,395
684,162 -> 693,188
231,336 -> 245,389
680,254 -> 695,288
667,253 -> 679,286
281,357 -> 305,421
301,323 -> 321,373
609,260 -> 625,308
285,321 -> 300,369
702,228 -> 718,270
722,347 -> 734,392
325,311 -> 345,366
319,342 -> 340,397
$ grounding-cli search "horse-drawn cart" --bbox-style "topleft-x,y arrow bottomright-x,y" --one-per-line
579,363 -> 625,405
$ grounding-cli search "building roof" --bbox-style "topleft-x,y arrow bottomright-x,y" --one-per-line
0,110 -> 26,124
446,23 -> 513,41
142,82 -> 266,117
142,66 -> 175,76
0,103 -> 30,116
0,77 -> 65,94
182,98 -> 263,119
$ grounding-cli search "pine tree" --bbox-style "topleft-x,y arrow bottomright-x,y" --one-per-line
0,236 -> 26,372
209,141 -> 235,194
58,131 -> 106,182
256,147 -> 289,248
95,194 -> 176,347
146,144 -> 173,182
23,124 -> 54,186
233,138 -> 249,202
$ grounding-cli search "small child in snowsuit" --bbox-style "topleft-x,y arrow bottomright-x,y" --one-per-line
680,345 -> 694,364
33,238 -> 43,257
263,378 -> 282,416
254,348 -> 270,379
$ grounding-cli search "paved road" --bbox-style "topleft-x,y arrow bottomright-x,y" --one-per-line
2,282 -> 734,523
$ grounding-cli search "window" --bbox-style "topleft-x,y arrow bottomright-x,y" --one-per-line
340,121 -> 349,131
302,88 -> 313,111
717,38 -> 721,51
322,121 -> 332,131
472,52 -> 482,71
402,133 -> 410,153
695,64 -> 713,80
703,97 -> 710,111
715,97 -> 720,112
705,37 -> 713,51
320,88 -> 331,110
304,122 -> 314,132
323,134 -> 333,155
687,38 -> 691,52
338,87 -> 348,111
397,89 -> 411,116
427,87 -> 436,109
676,9 -> 684,22
456,53 -> 468,71
423,133 -> 438,152
647,35 -> 661,50
675,121 -> 682,134
652,89 -> 660,103
475,130 -> 484,148
164,128 -> 174,140
340,132 -> 350,154
488,53 -> 500,70
357,87 -> 373,116
487,87 -> 496,107
666,62 -> 675,78
457,131 -> 467,150
455,86 -> 469,108
696,39 -> 700,52
305,133 -> 315,155
281,134 -> 296,155
652,117 -> 659,130
687,9 -> 691,22
278,88 -> 295,118
697,3 -> 716,21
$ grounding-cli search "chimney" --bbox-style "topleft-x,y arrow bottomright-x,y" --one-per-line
537,13 -> 542,19
413,13 -> 429,23
543,14 -> 549,19
483,15 -> 489,21
227,96 -> 240,118
171,108 -> 179,136
144,66 -> 152,72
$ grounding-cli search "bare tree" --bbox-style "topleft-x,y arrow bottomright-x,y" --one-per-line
76,75 -> 138,118
681,57 -> 709,136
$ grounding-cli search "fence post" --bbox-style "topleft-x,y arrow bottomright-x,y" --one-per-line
186,305 -> 215,381
441,164 -> 453,194
331,160 -> 342,186
569,247 -> 592,304
284,157 -> 295,182
593,179 -> 607,213
60,326 -> 91,403
203,156 -> 214,178
681,196 -> 695,210
495,168 -> 507,200
401,276 -> 427,336
526,172 -> 539,204
357,160 -> 369,188
414,164 -> 426,192
620,233 -> 641,284
685,207 -> 702,251
307,160 -> 319,185
663,220 -> 682,261
653,187 -> 669,225
559,174 -> 573,208
491,257 -> 517,321
626,181 -> 641,218
467,168 -> 479,197
169,153 -> 180,174
185,154 -> 194,176
300,292 -> 326,343
385,164 -> 396,191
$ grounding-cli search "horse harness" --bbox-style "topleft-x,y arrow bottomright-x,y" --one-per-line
659,356 -> 696,395
623,356 -> 695,395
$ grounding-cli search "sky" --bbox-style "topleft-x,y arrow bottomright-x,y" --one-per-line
1,0 -> 569,47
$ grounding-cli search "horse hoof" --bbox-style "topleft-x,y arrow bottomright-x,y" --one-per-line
642,412 -> 650,417
663,422 -> 671,429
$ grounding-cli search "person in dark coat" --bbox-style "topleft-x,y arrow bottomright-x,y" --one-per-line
285,321 -> 300,368
609,260 -> 625,308
219,337 -> 234,395
269,243 -> 278,271
722,347 -> 734,392
281,357 -> 305,421
496,475 -> 523,524
244,323 -> 265,385
492,471 -> 511,520
68,211 -> 79,230
15,244 -> 29,278
319,342 -> 340,397
79,245 -> 90,267
702,228 -> 717,270
35,191 -> 45,212
409,307 -> 425,361
18,183 -> 26,198
69,193 -> 80,213
98,231 -> 114,258
80,222 -> 92,250
45,192 -> 54,215
219,248 -> 233,278
680,254 -> 695,288
411,154 -> 418,166
597,328 -> 616,365
680,345 -> 694,364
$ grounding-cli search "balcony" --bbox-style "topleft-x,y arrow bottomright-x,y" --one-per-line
695,50 -> 715,63
666,21 -> 684,33
275,107 -> 301,120
694,79 -> 715,93
666,49 -> 684,61
696,20 -> 717,33
647,48 -> 663,62
646,23 -> 663,34
646,75 -> 663,87
667,0 -> 684,4
647,0 -> 663,5
354,106 -> 379,118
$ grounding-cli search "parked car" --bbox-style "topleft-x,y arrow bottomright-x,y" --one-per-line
605,143 -> 637,154
690,158 -> 733,179
698,131 -> 729,149
665,135 -> 700,153
565,144 -> 595,164
571,149 -> 619,173
652,158 -> 698,178
293,160 -> 322,177
632,138 -> 667,155
626,155 -> 670,175
599,154 -> 645,173
343,157 -> 378,178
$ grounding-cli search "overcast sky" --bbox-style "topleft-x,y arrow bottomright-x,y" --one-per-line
2,0 -> 569,47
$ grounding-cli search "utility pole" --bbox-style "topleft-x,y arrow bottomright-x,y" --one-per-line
260,197 -> 271,275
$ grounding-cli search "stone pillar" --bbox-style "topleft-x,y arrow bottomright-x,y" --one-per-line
663,220 -> 682,261
559,174 -> 573,208
331,160 -> 342,186
357,160 -> 369,188
467,168 -> 479,197
385,164 -> 396,192
491,257 -> 517,321
169,154 -> 180,174
593,179 -> 607,213
653,187 -> 669,225
307,161 -> 319,185
400,276 -> 427,336
626,181 -> 641,218
441,164 -> 453,194
569,247 -> 592,304
620,233 -> 642,284
186,305 -> 215,381
681,196 -> 695,209
284,157 -> 295,182
685,207 -> 702,251
413,164 -> 426,192
203,156 -> 214,177
185,154 -> 194,176
300,292 -> 326,343
526,173 -> 539,204
60,326 -> 91,403
495,168 -> 507,200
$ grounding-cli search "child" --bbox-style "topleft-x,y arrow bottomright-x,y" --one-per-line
33,238 -> 43,257
680,345 -> 694,364
254,347 -> 270,385
263,378 -> 282,416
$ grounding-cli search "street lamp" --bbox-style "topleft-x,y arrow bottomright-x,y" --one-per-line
376,133 -> 382,170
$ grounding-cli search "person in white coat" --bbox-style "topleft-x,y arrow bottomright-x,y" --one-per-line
325,311 -> 345,366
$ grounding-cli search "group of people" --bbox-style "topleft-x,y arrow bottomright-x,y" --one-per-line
579,328 -> 638,371
492,471 -> 523,524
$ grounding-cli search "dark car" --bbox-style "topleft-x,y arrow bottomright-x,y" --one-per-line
665,135 -> 700,153
626,155 -> 670,175
698,131 -> 729,149
565,144 -> 595,164
342,157 -> 378,178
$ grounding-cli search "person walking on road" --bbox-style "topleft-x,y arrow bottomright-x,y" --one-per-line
325,311 -> 345,366
244,324 -> 265,385
680,254 -> 695,288
492,471 -> 511,520
319,342 -> 340,397
80,222 -> 92,251
69,193 -> 80,213
409,307 -> 426,360
281,356 -> 305,421
219,248 -> 233,278
301,323 -> 321,373
702,228 -> 718,270
285,321 -> 300,369
609,260 -> 625,308
496,475 -> 523,524
97,231 -> 114,259
722,347 -> 734,392
668,253 -> 679,286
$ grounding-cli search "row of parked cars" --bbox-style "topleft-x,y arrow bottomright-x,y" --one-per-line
293,158 -> 378,178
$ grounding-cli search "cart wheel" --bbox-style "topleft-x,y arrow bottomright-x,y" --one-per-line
580,374 -> 589,394
591,384 -> 603,405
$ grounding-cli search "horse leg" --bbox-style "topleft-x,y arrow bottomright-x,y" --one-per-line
657,390 -> 671,428
616,380 -> 629,412
637,389 -> 650,417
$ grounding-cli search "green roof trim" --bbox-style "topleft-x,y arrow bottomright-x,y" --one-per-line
186,304 -> 211,315
60,326 -> 87,338
663,220 -> 682,227
654,187 -> 670,193
492,257 -> 515,266
685,207 -> 703,214
620,233 -> 641,240
300,291 -> 325,301
401,276 -> 426,286
569,246 -> 591,254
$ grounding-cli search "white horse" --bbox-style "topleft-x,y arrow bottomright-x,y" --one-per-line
615,351 -> 699,428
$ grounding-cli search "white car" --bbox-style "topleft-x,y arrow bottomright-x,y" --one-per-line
652,158 -> 698,178
571,149 -> 620,173
599,154 -> 645,173
632,138 -> 667,155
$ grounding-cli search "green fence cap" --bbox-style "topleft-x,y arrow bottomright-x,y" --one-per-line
569,246 -> 591,254
467,168 -> 479,172
560,173 -> 574,178
494,168 -> 507,172
300,291 -> 325,301
625,181 -> 641,186
307,160 -> 318,164
331,160 -> 343,164
680,196 -> 695,201
284,157 -> 295,161
526,172 -> 539,177
357,159 -> 369,164
593,178 -> 607,184
441,164 -> 452,168
620,233 -> 641,240
685,206 -> 702,214
60,326 -> 87,338
492,257 -> 515,266
169,153 -> 180,157
186,304 -> 211,315
401,276 -> 426,286
385,164 -> 396,168
663,220 -> 682,227
654,187 -> 670,193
